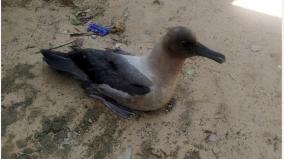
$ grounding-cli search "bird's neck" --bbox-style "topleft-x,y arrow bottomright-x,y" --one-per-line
146,43 -> 186,83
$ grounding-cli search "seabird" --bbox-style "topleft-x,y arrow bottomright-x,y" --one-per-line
41,26 -> 225,118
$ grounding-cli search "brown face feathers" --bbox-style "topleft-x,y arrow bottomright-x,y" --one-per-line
162,26 -> 197,57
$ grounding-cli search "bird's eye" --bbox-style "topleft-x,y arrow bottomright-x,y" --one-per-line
179,41 -> 188,47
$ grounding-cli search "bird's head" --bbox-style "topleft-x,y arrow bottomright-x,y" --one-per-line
162,26 -> 225,63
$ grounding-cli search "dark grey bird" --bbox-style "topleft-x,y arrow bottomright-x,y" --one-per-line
41,26 -> 225,118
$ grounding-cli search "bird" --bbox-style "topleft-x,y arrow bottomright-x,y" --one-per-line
41,26 -> 225,119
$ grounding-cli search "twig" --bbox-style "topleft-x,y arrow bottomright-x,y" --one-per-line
70,32 -> 95,37
73,27 -> 81,32
33,40 -> 75,54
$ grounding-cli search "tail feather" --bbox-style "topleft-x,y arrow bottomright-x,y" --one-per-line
41,49 -> 89,81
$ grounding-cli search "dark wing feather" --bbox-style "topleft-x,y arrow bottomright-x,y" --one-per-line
41,49 -> 90,82
69,48 -> 152,96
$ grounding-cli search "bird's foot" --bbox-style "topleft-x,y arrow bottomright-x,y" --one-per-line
89,94 -> 136,119
102,99 -> 136,119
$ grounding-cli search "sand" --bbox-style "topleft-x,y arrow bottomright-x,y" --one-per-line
2,0 -> 281,159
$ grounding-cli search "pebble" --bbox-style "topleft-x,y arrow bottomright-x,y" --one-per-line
207,133 -> 219,142
91,35 -> 97,39
25,44 -> 35,49
62,132 -> 72,145
114,43 -> 123,49
117,147 -> 132,159
62,30 -> 69,34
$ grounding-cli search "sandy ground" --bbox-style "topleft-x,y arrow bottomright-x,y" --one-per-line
1,0 -> 281,159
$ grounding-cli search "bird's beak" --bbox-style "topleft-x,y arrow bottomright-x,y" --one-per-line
195,42 -> 225,64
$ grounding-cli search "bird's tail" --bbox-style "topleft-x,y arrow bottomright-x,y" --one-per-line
41,49 -> 89,81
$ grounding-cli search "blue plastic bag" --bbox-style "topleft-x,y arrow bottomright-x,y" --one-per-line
87,23 -> 110,36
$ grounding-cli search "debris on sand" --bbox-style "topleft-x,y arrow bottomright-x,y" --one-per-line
70,21 -> 126,38
110,21 -> 126,34
87,23 -> 110,36
70,0 -> 108,26
110,7 -> 128,34
72,9 -> 94,25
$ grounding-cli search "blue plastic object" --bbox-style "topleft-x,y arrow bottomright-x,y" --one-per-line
87,23 -> 110,36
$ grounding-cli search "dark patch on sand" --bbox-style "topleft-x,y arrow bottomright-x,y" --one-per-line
2,134 -> 15,159
2,84 -> 38,136
27,109 -> 42,121
2,0 -> 33,8
2,63 -> 35,94
179,108 -> 192,134
16,139 -> 28,149
84,115 -> 120,159
183,150 -> 200,159
33,115 -> 73,159
138,140 -> 180,159
74,107 -> 97,134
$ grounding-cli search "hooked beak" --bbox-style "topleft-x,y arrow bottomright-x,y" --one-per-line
195,42 -> 225,64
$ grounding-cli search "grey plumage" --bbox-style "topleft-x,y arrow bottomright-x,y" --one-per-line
41,26 -> 225,118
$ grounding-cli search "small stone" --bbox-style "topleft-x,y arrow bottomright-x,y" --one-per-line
114,43 -> 123,49
25,44 -> 35,49
185,68 -> 195,77
85,9 -> 91,13
62,132 -> 72,145
67,132 -> 72,138
62,30 -> 69,34
207,133 -> 219,142
62,138 -> 71,145
117,147 -> 132,159
91,35 -> 97,39
250,45 -> 262,52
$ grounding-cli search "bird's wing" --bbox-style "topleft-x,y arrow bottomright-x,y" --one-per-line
70,48 -> 153,96
104,48 -> 133,55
